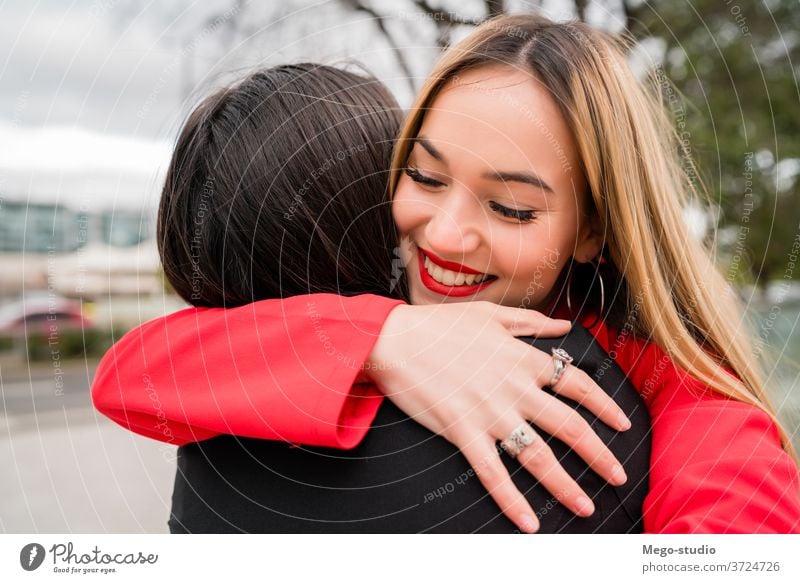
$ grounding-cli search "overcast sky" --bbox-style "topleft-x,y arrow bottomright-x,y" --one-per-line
0,0 -> 606,210
0,0 -> 202,209
1,0 -> 225,139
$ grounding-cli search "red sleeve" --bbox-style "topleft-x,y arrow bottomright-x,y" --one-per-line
586,321 -> 800,533
91,293 -> 404,449
642,367 -> 800,533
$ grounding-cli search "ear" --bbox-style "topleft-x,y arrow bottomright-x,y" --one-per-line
574,212 -> 604,264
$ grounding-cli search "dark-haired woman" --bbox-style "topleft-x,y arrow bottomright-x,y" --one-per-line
93,62 -> 650,533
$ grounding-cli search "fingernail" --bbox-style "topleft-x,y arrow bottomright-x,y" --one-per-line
576,496 -> 595,516
617,412 -> 631,430
612,464 -> 627,485
520,514 -> 539,534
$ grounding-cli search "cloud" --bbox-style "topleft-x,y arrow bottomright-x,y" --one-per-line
0,0 -> 186,138
0,122 -> 169,212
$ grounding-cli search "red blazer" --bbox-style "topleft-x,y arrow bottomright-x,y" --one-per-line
91,293 -> 800,533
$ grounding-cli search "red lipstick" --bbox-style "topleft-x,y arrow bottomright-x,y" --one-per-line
416,248 -> 496,297
420,247 -> 484,274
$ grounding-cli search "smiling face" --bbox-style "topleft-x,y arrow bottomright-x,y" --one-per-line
392,66 -> 603,309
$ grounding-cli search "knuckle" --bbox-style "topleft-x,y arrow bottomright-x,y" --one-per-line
601,450 -> 619,467
475,460 -> 503,483
554,488 -> 576,503
527,348 -> 550,379
443,422 -> 475,447
439,424 -> 458,445
487,411 -> 512,435
521,310 -> 541,326
559,416 -> 590,444
429,406 -> 457,435
488,396 -> 523,422
585,446 -> 616,469
510,344 -> 534,367
447,402 -> 474,426
509,380 -> 533,403
521,440 -> 551,467
571,371 -> 595,400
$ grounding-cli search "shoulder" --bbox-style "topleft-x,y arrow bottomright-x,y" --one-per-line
584,317 -> 716,413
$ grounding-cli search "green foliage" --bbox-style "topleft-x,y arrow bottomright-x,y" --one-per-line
0,336 -> 14,351
1,328 -> 129,362
629,0 -> 800,284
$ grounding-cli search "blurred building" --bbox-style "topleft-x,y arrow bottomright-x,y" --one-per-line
0,197 -> 161,301
0,200 -> 151,253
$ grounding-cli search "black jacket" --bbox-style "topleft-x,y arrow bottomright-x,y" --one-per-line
169,323 -> 651,533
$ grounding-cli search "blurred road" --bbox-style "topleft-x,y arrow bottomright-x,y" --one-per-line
0,359 -> 176,533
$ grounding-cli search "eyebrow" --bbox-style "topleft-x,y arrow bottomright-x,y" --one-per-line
413,137 -> 445,162
412,136 -> 554,194
482,170 -> 554,193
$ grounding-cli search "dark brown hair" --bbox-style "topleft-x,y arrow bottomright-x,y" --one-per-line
158,63 -> 406,307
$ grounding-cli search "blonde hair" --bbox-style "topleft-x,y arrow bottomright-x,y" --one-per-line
389,13 -> 796,457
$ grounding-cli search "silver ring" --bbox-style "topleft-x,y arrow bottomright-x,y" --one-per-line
548,347 -> 573,388
500,423 -> 538,458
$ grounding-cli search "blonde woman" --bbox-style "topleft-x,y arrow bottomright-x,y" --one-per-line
93,14 -> 800,533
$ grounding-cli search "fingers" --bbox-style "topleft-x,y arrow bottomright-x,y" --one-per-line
537,360 -> 631,432
488,304 -> 572,337
522,391 -> 628,487
454,430 -> 540,534
513,428 -> 597,518
495,418 -> 596,519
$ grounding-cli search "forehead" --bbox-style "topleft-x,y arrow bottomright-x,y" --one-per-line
418,66 -> 577,175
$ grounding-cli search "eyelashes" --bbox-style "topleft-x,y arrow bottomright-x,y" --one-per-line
404,166 -> 539,224
404,166 -> 444,188
488,201 -> 537,223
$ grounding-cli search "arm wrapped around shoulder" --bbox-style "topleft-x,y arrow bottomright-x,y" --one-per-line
90,293 -> 404,449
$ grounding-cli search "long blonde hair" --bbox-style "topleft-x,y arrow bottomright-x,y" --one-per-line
389,13 -> 795,456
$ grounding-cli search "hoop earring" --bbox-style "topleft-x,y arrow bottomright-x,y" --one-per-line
566,258 -> 605,329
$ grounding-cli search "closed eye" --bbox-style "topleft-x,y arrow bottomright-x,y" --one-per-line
405,166 -> 537,223
405,167 -> 445,188
489,201 -> 537,223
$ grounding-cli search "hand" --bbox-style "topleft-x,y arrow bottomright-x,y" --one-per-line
366,301 -> 631,534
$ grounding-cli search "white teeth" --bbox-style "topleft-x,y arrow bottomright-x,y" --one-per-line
423,255 -> 491,287
441,270 -> 456,286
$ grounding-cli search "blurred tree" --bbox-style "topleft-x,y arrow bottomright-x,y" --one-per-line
628,0 -> 800,285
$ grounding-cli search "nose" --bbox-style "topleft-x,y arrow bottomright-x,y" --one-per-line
423,190 -> 483,259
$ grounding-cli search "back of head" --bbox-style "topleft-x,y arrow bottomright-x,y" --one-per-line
159,63 -> 404,307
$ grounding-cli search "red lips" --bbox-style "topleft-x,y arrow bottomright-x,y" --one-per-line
418,247 -> 484,274
416,247 -> 497,297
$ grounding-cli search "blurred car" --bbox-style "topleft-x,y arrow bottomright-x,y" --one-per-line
0,294 -> 93,335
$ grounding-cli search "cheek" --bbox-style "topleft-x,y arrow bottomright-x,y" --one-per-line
391,181 -> 426,235
496,229 -> 569,288
506,249 -> 554,286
